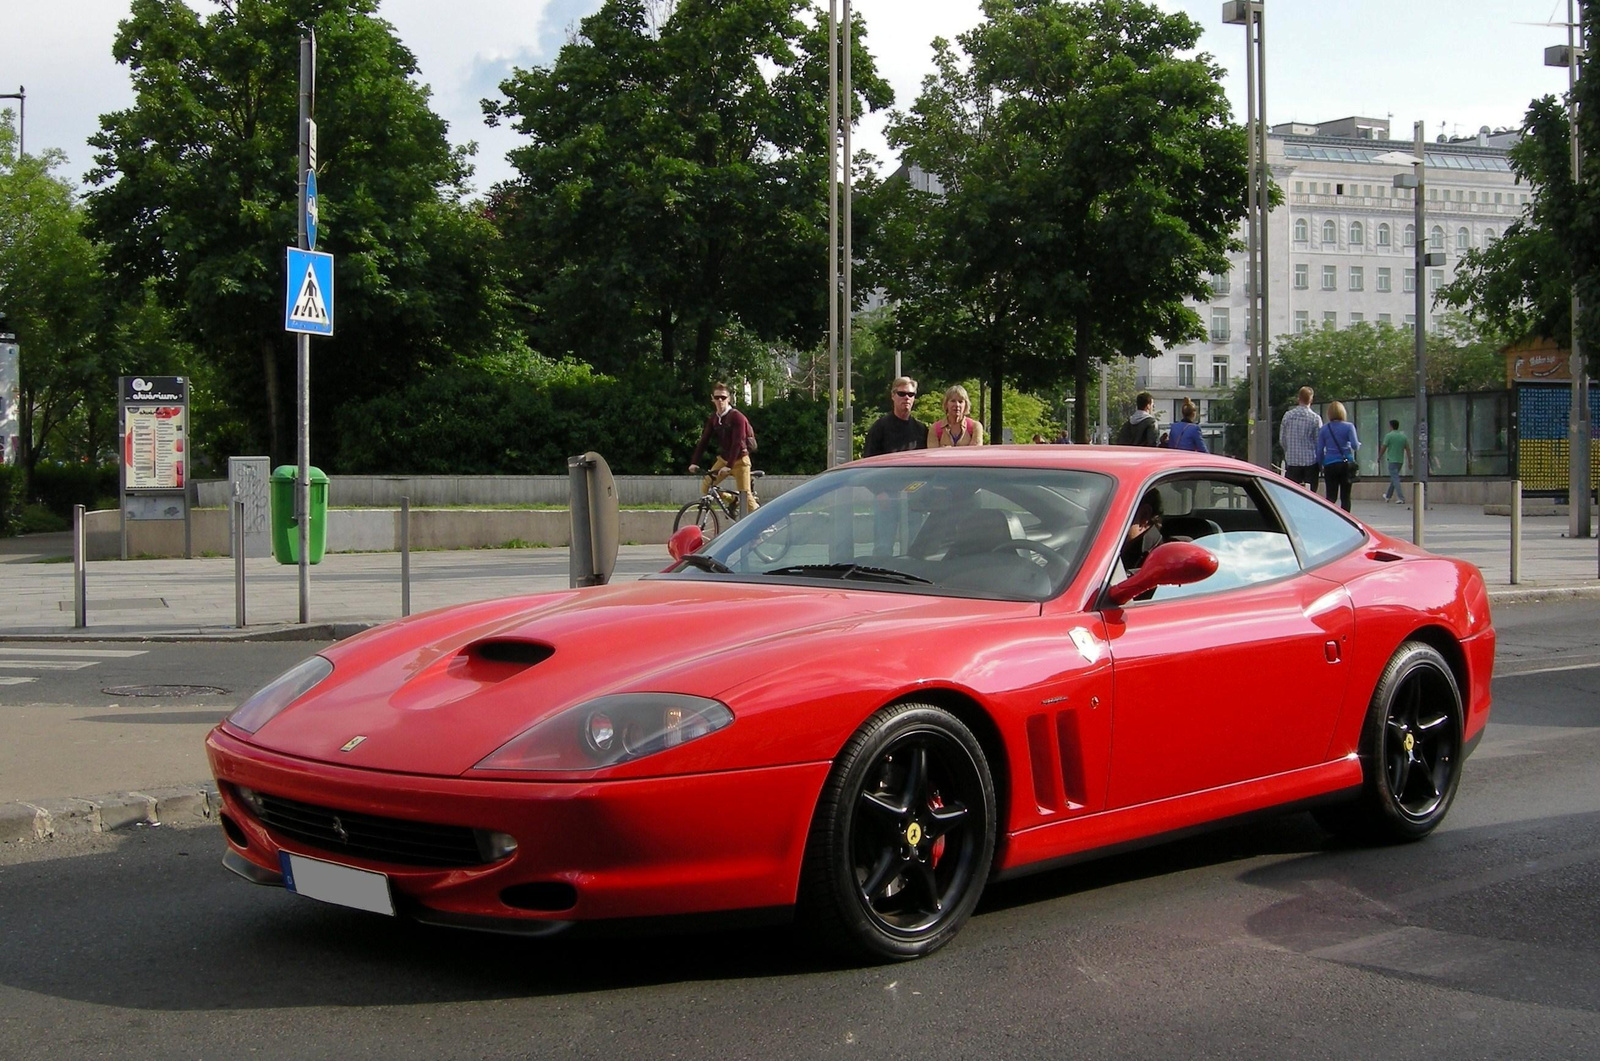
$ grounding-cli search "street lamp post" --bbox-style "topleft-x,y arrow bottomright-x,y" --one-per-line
1546,0 -> 1591,539
0,87 -> 23,156
1383,126 -> 1444,501
1223,1 -> 1270,467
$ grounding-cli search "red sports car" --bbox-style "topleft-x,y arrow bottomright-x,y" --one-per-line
207,447 -> 1493,961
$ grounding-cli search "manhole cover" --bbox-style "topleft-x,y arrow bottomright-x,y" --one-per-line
102,684 -> 231,698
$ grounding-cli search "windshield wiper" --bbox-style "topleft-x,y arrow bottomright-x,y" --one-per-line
676,553 -> 733,574
764,563 -> 934,586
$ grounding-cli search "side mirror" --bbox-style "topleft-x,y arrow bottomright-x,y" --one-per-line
1106,541 -> 1219,606
667,525 -> 705,563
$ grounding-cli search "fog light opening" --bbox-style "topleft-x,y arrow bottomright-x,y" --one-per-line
501,882 -> 578,912
220,812 -> 249,849
474,830 -> 519,862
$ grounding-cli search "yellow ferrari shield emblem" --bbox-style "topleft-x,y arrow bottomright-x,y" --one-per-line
1403,733 -> 1415,753
905,822 -> 923,846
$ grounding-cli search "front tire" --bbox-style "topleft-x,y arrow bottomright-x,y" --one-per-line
673,500 -> 719,538
1316,641 -> 1464,843
799,703 -> 996,962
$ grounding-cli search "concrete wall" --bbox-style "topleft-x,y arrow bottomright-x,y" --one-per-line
85,507 -> 680,560
195,474 -> 810,509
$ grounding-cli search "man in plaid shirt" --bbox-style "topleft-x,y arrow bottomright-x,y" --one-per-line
1279,386 -> 1323,490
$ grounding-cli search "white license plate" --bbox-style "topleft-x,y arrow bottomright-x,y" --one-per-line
279,852 -> 395,916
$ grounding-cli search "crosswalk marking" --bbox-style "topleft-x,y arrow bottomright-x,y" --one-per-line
0,676 -> 37,686
0,660 -> 99,671
0,648 -> 148,658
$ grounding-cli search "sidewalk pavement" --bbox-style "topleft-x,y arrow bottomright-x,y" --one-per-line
2,502 -> 1597,844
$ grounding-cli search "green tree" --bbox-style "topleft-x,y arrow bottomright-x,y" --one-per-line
485,0 -> 891,378
870,0 -> 1247,441
1440,10 -> 1600,380
86,0 -> 515,467
0,116 -> 105,491
1213,317 -> 1506,459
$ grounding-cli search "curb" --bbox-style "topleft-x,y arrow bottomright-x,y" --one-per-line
1486,584 -> 1600,605
0,783 -> 220,845
0,622 -> 376,644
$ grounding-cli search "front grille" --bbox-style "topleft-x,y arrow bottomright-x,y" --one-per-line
247,790 -> 484,868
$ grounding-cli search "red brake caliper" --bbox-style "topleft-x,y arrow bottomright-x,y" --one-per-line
929,792 -> 946,865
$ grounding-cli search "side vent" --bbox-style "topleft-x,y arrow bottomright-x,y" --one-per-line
1367,550 -> 1405,563
452,640 -> 554,683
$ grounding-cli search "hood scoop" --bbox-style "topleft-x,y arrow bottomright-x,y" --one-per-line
449,639 -> 555,684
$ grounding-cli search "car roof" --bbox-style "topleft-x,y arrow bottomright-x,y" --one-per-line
849,445 -> 1263,478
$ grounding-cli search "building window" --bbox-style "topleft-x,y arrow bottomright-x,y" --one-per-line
1294,310 -> 1309,334
1178,354 -> 1195,387
1323,311 -> 1337,330
1455,189 -> 1464,202
1349,266 -> 1364,291
1377,266 -> 1392,292
1429,269 -> 1444,294
1211,356 -> 1229,386
1430,225 -> 1445,250
1294,263 -> 1308,289
1322,183 -> 1331,195
1456,227 -> 1470,250
1210,271 -> 1230,296
1210,308 -> 1230,342
1377,223 -> 1391,247
1321,219 -> 1337,244
1405,314 -> 1417,328
1294,218 -> 1309,242
1350,312 -> 1365,326
1404,268 -> 1416,293
1321,265 -> 1337,290
1484,228 -> 1497,246
1350,221 -> 1364,246
1404,224 -> 1415,247
1378,312 -> 1392,325
1294,181 -> 1304,194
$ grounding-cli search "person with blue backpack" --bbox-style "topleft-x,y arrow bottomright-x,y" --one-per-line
1163,397 -> 1208,452
1316,401 -> 1361,512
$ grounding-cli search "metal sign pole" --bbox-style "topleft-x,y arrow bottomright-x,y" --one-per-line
826,0 -> 839,467
296,34 -> 314,624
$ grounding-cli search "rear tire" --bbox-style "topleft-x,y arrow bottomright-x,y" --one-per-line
799,703 -> 996,962
1315,641 -> 1463,843
673,500 -> 719,538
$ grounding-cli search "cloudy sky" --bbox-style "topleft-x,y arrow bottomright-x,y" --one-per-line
0,0 -> 1581,195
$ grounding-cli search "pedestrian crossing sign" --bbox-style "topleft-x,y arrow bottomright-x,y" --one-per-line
285,247 -> 334,336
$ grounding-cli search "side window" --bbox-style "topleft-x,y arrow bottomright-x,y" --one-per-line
1120,476 -> 1301,602
1263,481 -> 1368,567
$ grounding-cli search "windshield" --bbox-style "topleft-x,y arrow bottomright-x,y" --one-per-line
672,465 -> 1115,601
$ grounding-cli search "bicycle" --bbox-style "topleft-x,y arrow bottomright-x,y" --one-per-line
674,469 -> 765,538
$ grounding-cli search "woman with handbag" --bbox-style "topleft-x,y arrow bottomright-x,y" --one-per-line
1316,401 -> 1361,512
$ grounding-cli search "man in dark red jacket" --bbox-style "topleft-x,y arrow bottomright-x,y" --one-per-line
688,382 -> 759,514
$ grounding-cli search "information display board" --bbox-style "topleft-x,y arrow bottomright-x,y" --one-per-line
119,375 -> 192,557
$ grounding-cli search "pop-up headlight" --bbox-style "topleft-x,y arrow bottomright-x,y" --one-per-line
473,693 -> 733,772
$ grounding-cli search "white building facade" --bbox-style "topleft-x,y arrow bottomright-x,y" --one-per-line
1144,116 -> 1526,430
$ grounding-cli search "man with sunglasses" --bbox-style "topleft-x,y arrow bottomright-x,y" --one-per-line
688,383 -> 760,514
862,376 -> 927,458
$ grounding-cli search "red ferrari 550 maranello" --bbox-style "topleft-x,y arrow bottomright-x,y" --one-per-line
207,447 -> 1494,961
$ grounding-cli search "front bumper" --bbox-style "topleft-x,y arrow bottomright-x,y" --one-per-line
207,726 -> 830,929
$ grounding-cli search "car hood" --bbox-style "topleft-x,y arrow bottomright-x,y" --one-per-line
244,577 -> 1031,776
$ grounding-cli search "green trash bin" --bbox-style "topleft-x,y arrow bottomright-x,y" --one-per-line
269,465 -> 330,564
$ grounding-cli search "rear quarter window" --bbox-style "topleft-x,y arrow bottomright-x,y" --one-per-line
1264,481 -> 1368,567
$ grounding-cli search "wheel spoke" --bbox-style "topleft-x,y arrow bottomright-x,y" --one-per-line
859,848 -> 900,904
1389,747 -> 1413,800
899,744 -> 929,809
925,800 -> 969,842
860,787 -> 908,823
905,858 -> 943,916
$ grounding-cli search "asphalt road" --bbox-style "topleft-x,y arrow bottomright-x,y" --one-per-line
0,603 -> 1596,1059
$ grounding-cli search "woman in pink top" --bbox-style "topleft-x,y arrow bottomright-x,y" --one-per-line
927,385 -> 986,447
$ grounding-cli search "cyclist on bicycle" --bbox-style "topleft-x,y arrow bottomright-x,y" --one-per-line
687,382 -> 760,515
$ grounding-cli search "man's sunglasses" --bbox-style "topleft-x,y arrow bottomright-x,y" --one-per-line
711,394 -> 730,401
894,390 -> 917,398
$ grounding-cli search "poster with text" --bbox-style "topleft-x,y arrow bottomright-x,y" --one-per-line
123,404 -> 186,490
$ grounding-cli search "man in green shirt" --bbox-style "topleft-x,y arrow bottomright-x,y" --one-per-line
1382,420 -> 1411,504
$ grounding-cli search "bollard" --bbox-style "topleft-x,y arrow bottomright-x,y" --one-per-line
1411,481 -> 1425,548
73,504 -> 87,629
234,494 -> 247,627
1509,480 -> 1522,586
400,495 -> 411,617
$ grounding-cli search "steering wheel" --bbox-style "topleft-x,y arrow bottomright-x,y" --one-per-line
989,539 -> 1070,581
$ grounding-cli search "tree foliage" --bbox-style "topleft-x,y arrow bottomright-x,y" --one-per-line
1440,8 -> 1600,380
485,0 -> 891,378
869,0 -> 1247,441
86,0 -> 515,467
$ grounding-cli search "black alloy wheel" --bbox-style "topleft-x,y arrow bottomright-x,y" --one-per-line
801,703 -> 996,961
673,500 -> 720,538
1316,640 -> 1464,843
